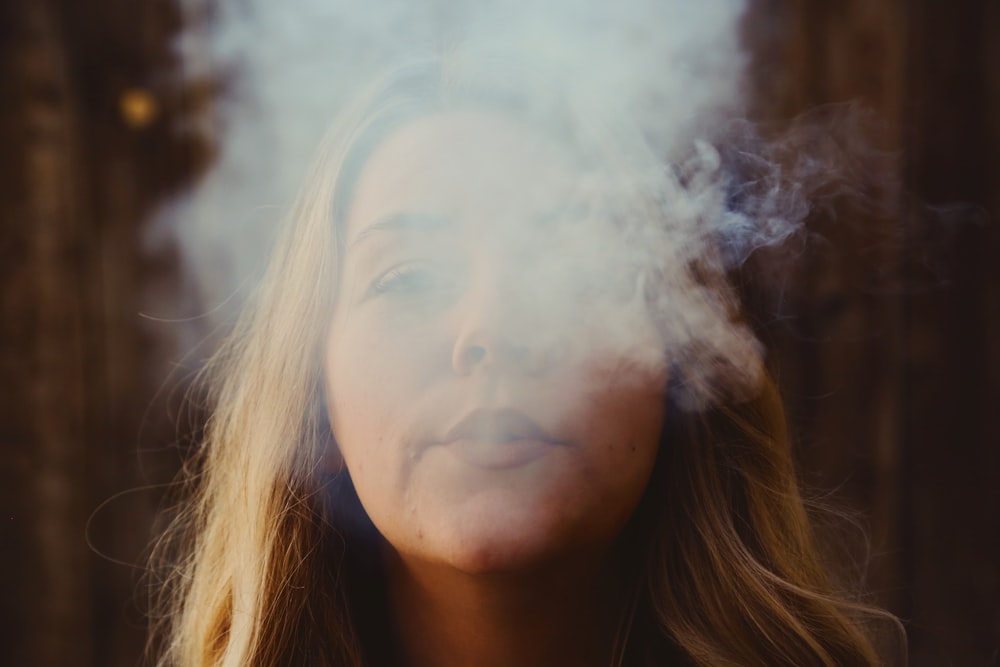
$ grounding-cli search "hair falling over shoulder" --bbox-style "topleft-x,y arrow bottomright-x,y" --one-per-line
634,375 -> 906,665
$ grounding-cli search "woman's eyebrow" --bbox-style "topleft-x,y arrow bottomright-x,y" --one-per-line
349,212 -> 452,250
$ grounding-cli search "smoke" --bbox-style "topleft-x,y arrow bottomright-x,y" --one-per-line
151,0 -> 825,408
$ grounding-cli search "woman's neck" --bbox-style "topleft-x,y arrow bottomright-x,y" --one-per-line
383,546 -> 623,667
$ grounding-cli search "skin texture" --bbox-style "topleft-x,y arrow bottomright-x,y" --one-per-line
324,112 -> 668,665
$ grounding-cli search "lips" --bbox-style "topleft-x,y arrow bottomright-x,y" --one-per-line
445,408 -> 554,444
440,408 -> 560,469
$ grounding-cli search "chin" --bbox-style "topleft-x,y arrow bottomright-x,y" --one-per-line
441,536 -> 557,575
428,507 -> 612,576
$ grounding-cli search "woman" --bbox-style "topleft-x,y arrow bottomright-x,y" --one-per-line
151,55 -> 902,666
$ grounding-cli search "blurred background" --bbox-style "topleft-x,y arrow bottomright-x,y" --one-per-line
1,0 -> 997,665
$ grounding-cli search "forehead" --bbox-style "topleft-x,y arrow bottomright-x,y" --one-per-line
345,112 -> 580,240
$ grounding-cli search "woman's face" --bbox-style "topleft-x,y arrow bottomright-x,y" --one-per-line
324,111 -> 667,574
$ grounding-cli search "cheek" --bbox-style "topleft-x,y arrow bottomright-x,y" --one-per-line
565,348 -> 668,437
601,370 -> 665,443
325,312 -> 433,426
574,357 -> 666,491
323,325 -> 401,524
321,312 -> 447,496
586,367 -> 665,483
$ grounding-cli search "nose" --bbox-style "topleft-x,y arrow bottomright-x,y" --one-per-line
449,276 -> 553,377
451,324 -> 535,376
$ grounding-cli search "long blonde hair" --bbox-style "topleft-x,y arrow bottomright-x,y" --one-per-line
150,56 -> 902,666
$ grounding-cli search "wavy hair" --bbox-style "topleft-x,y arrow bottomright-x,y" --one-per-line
149,54 -> 903,666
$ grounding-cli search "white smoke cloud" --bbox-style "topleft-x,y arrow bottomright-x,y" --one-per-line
148,0 -> 825,407
153,0 -> 749,314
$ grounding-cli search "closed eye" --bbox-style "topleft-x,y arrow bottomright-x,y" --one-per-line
368,263 -> 458,300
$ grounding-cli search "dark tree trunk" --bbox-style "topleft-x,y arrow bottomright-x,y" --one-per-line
0,1 -> 211,665
745,1 -> 1000,663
